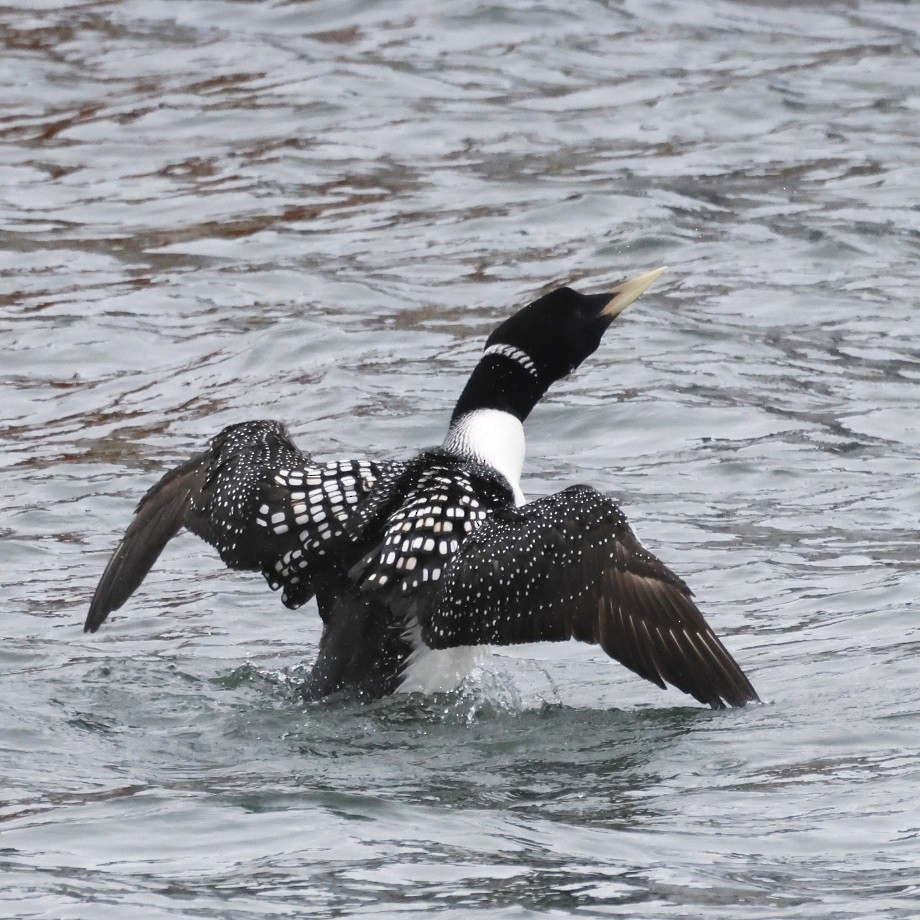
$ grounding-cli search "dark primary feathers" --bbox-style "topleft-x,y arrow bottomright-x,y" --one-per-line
85,452 -> 209,632
86,275 -> 760,709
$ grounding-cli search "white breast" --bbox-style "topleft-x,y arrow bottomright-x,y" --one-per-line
442,409 -> 526,506
396,622 -> 485,694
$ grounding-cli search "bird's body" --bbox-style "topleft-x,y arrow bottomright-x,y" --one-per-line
86,270 -> 759,708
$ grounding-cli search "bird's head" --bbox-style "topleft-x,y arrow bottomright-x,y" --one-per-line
451,267 -> 666,424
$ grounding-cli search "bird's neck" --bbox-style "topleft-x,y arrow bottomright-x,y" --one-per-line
449,348 -> 551,426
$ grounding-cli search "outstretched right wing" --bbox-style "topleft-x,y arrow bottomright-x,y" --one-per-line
85,420 -> 403,631
424,485 -> 759,709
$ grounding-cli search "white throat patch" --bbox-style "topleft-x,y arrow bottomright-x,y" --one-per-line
482,343 -> 538,380
443,409 -> 526,506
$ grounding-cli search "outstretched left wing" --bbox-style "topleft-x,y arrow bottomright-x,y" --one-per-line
85,420 -> 404,631
424,485 -> 759,708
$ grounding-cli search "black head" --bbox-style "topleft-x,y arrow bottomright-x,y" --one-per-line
450,268 -> 665,425
486,287 -> 616,381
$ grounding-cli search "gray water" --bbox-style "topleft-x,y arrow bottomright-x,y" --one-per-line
2,1 -> 918,917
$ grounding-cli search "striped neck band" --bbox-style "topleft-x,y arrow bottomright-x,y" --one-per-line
482,343 -> 538,380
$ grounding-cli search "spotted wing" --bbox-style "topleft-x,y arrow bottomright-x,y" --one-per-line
424,485 -> 759,708
254,457 -> 406,608
86,420 -> 404,630
350,458 -> 513,598
181,424 -> 406,608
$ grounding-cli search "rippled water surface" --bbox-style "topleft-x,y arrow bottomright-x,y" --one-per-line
2,1 -> 919,917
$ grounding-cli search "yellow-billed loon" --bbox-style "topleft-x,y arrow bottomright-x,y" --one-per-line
86,268 -> 759,708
